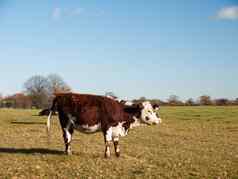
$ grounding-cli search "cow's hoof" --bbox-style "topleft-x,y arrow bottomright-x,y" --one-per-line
115,152 -> 120,157
66,150 -> 72,155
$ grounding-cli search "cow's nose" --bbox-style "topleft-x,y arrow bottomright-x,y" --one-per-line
152,121 -> 159,125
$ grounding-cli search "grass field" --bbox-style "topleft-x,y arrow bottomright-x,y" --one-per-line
0,106 -> 238,179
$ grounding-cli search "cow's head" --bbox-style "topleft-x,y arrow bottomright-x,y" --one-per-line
140,101 -> 162,125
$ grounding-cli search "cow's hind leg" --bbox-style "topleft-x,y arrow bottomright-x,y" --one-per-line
104,127 -> 113,158
63,123 -> 74,155
113,136 -> 120,157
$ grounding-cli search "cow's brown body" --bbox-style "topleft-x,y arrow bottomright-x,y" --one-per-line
47,93 -> 136,157
47,93 -> 161,158
53,93 -> 133,131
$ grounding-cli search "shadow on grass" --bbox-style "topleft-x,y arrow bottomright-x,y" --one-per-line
0,147 -> 64,155
11,121 -> 46,125
32,114 -> 41,117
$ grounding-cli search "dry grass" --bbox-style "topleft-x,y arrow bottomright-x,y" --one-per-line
0,106 -> 238,178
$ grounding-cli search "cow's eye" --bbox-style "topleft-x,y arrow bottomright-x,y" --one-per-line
145,117 -> 150,121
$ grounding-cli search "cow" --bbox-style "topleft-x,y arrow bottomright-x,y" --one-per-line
46,93 -> 161,158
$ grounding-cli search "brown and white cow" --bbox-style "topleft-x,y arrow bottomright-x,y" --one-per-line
47,93 -> 161,158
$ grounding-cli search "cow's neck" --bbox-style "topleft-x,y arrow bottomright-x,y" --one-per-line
130,116 -> 142,128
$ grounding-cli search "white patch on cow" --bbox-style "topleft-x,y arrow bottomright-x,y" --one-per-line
154,107 -> 160,111
67,114 -> 76,127
105,122 -> 128,142
77,123 -> 101,133
113,136 -> 119,141
64,128 -> 72,143
124,101 -> 133,106
67,146 -> 72,155
106,95 -> 115,99
130,116 -> 141,128
112,122 -> 128,137
105,145 -> 111,157
47,111 -> 52,132
142,101 -> 152,109
67,114 -> 102,133
116,147 -> 120,153
106,127 -> 113,141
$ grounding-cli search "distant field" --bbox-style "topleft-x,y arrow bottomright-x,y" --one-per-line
0,106 -> 237,178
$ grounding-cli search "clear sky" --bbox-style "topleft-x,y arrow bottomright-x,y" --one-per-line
0,0 -> 238,100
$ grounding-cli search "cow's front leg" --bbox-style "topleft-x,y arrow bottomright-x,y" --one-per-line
113,136 -> 120,157
104,127 -> 112,158
63,127 -> 74,155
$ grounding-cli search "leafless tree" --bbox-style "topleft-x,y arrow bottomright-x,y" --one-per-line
167,95 -> 184,106
24,74 -> 72,108
47,74 -> 72,105
47,74 -> 71,94
185,98 -> 196,106
199,95 -> 212,105
24,75 -> 50,109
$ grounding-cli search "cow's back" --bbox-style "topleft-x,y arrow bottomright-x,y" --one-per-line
54,93 -> 126,128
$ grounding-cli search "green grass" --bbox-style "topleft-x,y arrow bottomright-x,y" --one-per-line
0,106 -> 238,178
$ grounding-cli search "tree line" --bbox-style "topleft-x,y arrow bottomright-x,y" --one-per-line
0,76 -> 238,109
133,95 -> 238,106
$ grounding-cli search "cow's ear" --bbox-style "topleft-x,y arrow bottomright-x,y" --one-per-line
153,104 -> 160,110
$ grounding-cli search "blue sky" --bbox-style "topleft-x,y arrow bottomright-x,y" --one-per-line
0,0 -> 238,100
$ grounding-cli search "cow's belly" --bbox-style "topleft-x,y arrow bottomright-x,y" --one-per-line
75,123 -> 101,133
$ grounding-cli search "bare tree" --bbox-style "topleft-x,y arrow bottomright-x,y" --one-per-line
47,74 -> 71,94
23,74 -> 72,108
185,98 -> 196,106
199,95 -> 212,105
47,74 -> 72,106
167,95 -> 183,106
24,75 -> 50,109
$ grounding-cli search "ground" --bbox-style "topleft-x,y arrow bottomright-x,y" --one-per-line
0,106 -> 237,178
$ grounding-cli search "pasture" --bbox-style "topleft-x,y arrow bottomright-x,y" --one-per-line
0,106 -> 237,178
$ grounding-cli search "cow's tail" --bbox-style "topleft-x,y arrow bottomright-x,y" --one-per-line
46,97 -> 57,143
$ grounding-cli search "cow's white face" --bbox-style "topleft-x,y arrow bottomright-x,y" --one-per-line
140,101 -> 162,125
